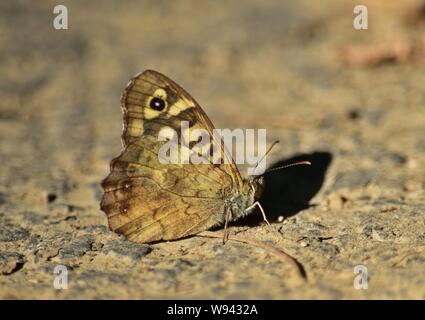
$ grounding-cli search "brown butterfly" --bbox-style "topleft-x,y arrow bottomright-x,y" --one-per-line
100,70 -> 268,243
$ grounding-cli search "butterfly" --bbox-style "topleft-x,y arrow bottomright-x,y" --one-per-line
100,70 -> 268,243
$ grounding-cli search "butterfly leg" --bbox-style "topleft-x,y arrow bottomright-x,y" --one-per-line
245,201 -> 276,235
245,201 -> 271,226
222,207 -> 232,244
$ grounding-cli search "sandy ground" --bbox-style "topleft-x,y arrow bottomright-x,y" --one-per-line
1,0 -> 425,299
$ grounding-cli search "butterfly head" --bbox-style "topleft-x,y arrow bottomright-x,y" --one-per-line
245,175 -> 264,201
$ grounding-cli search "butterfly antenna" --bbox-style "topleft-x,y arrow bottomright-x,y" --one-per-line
253,140 -> 280,173
261,160 -> 311,176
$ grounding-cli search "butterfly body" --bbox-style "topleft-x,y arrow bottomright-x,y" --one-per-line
100,70 -> 263,243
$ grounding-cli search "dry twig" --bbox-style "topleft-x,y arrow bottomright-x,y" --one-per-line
198,230 -> 307,281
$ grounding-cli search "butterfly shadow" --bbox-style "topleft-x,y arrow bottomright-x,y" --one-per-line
234,151 -> 333,227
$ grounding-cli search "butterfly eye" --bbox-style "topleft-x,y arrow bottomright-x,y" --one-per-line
150,97 -> 166,111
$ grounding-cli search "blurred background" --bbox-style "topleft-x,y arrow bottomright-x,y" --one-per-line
0,0 -> 424,299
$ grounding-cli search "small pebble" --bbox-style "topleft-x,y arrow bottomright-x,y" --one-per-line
299,241 -> 309,247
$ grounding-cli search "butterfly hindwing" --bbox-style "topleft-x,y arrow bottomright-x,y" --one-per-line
101,136 -> 230,242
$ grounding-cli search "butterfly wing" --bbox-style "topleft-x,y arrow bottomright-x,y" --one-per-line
100,70 -> 242,243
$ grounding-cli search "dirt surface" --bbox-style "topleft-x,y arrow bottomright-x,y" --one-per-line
1,0 -> 425,299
